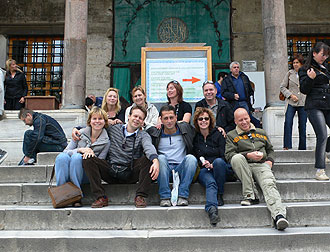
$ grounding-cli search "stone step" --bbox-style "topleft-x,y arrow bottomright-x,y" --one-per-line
1,180 -> 330,205
0,162 -> 317,184
0,201 -> 328,231
1,226 -> 330,251
274,150 -> 314,163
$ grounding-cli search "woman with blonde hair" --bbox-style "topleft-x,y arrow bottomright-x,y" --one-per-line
55,107 -> 110,207
101,87 -> 125,125
4,59 -> 27,110
125,86 -> 159,129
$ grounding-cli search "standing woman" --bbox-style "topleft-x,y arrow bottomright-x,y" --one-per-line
125,86 -> 159,129
167,80 -> 192,123
280,54 -> 307,150
4,59 -> 28,110
299,42 -> 330,180
102,88 -> 125,125
193,107 -> 235,226
55,107 -> 110,206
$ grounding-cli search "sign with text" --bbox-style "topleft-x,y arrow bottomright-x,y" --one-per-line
146,58 -> 207,103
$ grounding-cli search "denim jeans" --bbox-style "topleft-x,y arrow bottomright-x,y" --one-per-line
23,130 -> 66,159
198,158 -> 235,211
157,154 -> 197,199
283,104 -> 307,150
306,109 -> 330,169
55,153 -> 89,190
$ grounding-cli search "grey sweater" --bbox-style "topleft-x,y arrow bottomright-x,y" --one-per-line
106,124 -> 158,165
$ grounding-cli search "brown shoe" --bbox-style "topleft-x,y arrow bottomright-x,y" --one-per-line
135,196 -> 147,208
91,196 -> 108,208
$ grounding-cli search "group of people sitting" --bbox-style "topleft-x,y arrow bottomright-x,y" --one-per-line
16,60 -> 289,231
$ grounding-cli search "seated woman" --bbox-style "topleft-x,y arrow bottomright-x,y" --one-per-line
102,88 -> 125,125
125,86 -> 159,129
166,80 -> 192,123
193,107 -> 236,226
55,107 -> 110,207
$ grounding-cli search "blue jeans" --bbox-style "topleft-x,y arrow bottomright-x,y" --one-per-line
283,104 -> 307,150
55,153 -> 89,190
306,109 -> 330,169
157,154 -> 197,199
198,158 -> 234,211
23,130 -> 66,159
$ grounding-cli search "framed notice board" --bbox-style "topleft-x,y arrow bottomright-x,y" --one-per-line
141,46 -> 212,103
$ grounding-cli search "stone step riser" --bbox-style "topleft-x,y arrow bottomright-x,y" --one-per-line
0,163 -> 317,183
1,181 -> 330,205
0,203 -> 328,230
1,228 -> 330,252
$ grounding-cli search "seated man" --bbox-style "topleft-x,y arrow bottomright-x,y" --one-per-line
147,105 -> 197,207
195,80 -> 235,136
225,108 -> 289,230
76,105 -> 159,208
18,108 -> 67,165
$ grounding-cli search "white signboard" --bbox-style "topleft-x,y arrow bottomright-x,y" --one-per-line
146,58 -> 208,103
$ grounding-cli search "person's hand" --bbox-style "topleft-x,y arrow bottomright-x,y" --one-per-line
72,128 -> 81,141
234,94 -> 239,100
156,122 -> 162,129
217,127 -> 226,137
19,97 -> 25,103
246,151 -> 263,161
82,149 -> 95,159
290,94 -> 299,102
114,119 -> 123,124
265,160 -> 273,168
307,68 -> 316,79
150,159 -> 159,180
4,99 -> 6,105
203,160 -> 213,169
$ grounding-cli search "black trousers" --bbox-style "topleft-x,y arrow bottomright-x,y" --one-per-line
4,98 -> 24,110
82,156 -> 153,199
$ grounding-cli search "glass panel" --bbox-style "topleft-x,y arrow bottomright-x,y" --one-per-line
30,68 -> 46,88
32,41 -> 48,63
11,40 -> 27,64
52,40 -> 64,63
50,66 -> 62,87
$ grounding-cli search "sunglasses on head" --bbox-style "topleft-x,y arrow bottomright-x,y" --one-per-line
202,80 -> 214,87
198,117 -> 210,121
169,80 -> 179,85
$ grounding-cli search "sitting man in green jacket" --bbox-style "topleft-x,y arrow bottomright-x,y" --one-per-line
225,108 -> 288,231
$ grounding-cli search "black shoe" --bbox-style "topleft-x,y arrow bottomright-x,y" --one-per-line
218,194 -> 224,206
240,198 -> 260,206
274,215 -> 289,231
208,206 -> 220,226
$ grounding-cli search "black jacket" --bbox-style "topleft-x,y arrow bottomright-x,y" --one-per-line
147,122 -> 195,154
221,72 -> 254,111
4,71 -> 28,99
193,128 -> 225,167
195,97 -> 235,133
299,59 -> 330,110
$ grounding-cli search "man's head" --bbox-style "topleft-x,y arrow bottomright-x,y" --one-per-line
18,108 -> 34,126
127,104 -> 147,130
234,108 -> 251,132
159,105 -> 177,131
217,72 -> 228,83
202,80 -> 216,103
230,61 -> 240,77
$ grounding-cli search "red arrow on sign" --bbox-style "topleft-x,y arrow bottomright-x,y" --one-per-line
182,77 -> 201,84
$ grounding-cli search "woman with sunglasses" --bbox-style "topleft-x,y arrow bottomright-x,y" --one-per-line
166,80 -> 192,123
193,107 -> 236,226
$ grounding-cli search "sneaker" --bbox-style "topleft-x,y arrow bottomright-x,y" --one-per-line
274,215 -> 289,231
241,198 -> 260,206
177,197 -> 188,206
218,194 -> 224,206
91,196 -> 108,208
160,199 -> 171,207
315,169 -> 330,181
135,196 -> 147,208
18,157 -> 35,166
0,149 -> 8,165
208,206 -> 220,226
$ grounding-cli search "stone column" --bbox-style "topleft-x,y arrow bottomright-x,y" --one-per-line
262,0 -> 288,107
62,0 -> 88,108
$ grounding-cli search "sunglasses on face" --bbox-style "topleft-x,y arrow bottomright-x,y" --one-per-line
198,117 -> 210,121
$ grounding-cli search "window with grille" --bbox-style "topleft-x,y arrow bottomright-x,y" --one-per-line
8,37 -> 64,101
287,36 -> 330,68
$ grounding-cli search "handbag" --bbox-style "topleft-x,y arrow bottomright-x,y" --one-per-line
279,73 -> 290,101
48,165 -> 82,208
